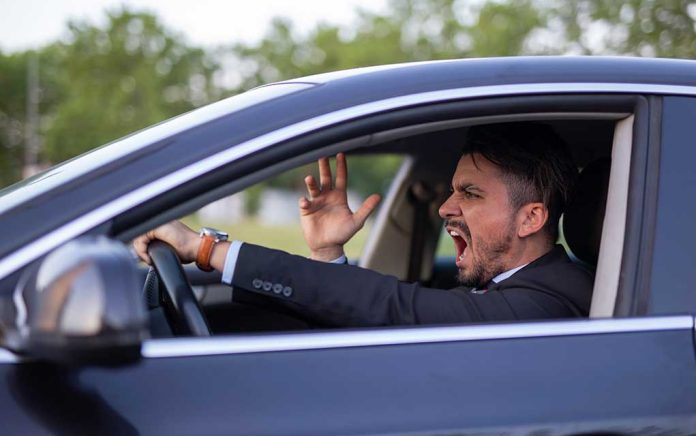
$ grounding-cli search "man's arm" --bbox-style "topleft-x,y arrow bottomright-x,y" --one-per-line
132,220 -> 231,272
231,243 -> 581,326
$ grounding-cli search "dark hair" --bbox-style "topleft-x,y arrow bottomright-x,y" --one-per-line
463,122 -> 578,242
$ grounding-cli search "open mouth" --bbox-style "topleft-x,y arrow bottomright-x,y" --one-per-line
447,226 -> 469,266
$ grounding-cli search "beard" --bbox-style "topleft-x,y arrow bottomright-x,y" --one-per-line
447,219 -> 514,289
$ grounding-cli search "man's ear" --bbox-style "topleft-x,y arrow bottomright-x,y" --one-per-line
517,202 -> 548,238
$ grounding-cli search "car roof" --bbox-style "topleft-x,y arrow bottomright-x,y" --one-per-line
287,56 -> 696,88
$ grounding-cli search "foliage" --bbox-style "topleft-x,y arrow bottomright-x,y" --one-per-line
553,0 -> 696,57
229,0 -> 546,91
0,50 -> 29,185
42,8 -> 221,162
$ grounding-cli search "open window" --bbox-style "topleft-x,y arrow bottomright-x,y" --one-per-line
121,93 -> 648,337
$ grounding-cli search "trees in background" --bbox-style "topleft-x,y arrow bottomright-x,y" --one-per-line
0,9 -> 219,186
43,9 -> 221,163
0,0 -> 695,189
554,0 -> 696,57
229,0 -> 546,91
0,51 -> 30,185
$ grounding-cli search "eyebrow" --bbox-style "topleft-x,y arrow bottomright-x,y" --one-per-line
453,182 -> 485,194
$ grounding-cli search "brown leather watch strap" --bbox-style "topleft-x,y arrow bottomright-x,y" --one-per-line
195,234 -> 216,272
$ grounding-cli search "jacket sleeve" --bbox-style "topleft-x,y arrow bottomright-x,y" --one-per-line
231,243 -> 579,327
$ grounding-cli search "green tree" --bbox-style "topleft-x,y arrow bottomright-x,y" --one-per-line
0,48 -> 63,186
552,0 -> 696,57
0,50 -> 28,185
230,0 -> 547,92
43,8 -> 222,163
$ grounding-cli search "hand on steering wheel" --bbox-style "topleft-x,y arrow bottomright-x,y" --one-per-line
147,240 -> 211,336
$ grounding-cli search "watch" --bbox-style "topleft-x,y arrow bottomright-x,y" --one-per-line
195,227 -> 229,272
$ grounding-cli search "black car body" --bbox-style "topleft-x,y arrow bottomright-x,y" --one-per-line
1,56 -> 696,434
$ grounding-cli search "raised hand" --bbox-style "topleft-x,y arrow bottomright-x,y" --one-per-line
299,153 -> 381,261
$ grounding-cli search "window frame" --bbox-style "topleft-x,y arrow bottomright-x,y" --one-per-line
133,93 -> 654,349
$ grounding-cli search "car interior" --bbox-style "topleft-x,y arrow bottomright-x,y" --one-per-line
141,103 -> 634,337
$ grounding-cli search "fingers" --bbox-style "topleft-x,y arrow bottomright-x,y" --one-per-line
304,175 -> 321,198
298,196 -> 312,215
353,194 -> 381,227
335,153 -> 347,191
132,221 -> 192,264
318,157 -> 332,191
132,235 -> 152,265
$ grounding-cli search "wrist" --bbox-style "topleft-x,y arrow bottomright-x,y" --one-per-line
194,227 -> 229,271
310,246 -> 345,262
209,240 -> 231,271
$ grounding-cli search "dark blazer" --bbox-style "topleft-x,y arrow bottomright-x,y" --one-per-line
231,244 -> 593,327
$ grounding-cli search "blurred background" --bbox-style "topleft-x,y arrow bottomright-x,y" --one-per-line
1,0 -> 695,255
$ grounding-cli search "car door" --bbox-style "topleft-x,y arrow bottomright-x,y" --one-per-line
2,316 -> 694,434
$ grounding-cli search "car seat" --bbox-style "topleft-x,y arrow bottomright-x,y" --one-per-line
562,157 -> 612,268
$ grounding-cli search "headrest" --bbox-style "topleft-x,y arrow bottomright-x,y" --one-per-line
562,158 -> 611,266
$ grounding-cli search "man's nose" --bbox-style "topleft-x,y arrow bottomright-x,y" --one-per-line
438,194 -> 461,218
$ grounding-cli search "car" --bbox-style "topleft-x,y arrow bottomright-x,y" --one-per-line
1,56 -> 696,434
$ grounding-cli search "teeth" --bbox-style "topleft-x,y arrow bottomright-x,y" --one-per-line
450,231 -> 458,236
458,254 -> 465,261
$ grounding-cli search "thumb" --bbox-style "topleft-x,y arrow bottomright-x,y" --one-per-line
353,194 -> 381,227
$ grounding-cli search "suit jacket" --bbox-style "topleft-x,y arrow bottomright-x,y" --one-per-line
231,244 -> 593,327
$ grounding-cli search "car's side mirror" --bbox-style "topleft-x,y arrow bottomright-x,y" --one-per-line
2,237 -> 147,366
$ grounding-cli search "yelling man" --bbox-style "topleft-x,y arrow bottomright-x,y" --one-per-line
134,123 -> 593,325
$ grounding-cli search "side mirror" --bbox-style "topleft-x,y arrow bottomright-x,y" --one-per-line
3,237 -> 147,366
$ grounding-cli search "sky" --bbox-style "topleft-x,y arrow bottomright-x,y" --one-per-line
0,0 -> 388,53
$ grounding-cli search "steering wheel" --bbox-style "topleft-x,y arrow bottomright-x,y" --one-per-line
146,240 -> 211,336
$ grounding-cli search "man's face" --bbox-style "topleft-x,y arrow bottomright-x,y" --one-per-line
439,153 -> 518,288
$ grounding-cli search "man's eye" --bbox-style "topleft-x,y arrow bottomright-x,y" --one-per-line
464,191 -> 480,199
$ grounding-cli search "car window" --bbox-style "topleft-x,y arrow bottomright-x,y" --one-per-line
182,154 -> 404,260
135,110 -> 630,339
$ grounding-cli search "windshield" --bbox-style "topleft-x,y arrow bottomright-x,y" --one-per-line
0,83 -> 313,215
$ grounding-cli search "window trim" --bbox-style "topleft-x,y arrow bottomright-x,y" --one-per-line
139,315 -> 693,359
0,315 -> 691,363
590,115 -> 634,317
615,96 -> 662,316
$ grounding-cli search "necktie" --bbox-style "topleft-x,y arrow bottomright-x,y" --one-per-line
470,280 -> 495,294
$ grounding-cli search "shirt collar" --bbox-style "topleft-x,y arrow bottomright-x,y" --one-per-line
491,263 -> 528,283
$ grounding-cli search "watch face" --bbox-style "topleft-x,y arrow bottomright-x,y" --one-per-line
200,227 -> 228,240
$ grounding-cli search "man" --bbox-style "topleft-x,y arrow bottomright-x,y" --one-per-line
134,123 -> 593,326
